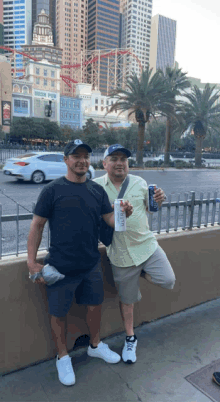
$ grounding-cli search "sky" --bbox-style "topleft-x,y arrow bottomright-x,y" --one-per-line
152,0 -> 220,84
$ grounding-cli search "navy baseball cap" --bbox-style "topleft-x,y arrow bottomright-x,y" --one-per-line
64,139 -> 92,156
103,144 -> 131,159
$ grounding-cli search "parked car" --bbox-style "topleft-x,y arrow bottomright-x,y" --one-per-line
3,152 -> 95,184
153,154 -> 174,162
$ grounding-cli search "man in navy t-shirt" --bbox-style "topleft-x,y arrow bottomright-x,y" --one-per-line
27,139 -> 133,387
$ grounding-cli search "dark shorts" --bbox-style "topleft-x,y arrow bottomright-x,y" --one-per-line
46,260 -> 104,317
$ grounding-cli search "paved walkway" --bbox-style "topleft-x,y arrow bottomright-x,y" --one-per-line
2,298 -> 220,402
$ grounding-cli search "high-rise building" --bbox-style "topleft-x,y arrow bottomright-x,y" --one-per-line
32,0 -> 56,46
56,0 -> 88,97
0,0 -> 4,54
22,9 -> 62,65
3,0 -> 32,75
87,0 -> 120,95
150,14 -> 176,74
120,0 -> 153,76
0,0 -> 3,53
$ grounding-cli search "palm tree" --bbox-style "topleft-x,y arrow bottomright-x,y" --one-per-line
180,84 -> 220,167
159,67 -> 191,165
108,66 -> 175,167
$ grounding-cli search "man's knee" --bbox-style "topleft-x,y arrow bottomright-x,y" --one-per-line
143,272 -> 176,290
160,272 -> 176,289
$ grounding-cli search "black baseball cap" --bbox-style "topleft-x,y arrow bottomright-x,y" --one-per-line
103,144 -> 131,159
64,139 -> 92,156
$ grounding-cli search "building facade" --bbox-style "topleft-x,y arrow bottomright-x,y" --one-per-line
22,9 -> 63,65
56,0 -> 88,97
150,14 -> 176,74
3,0 -> 32,75
87,0 -> 120,95
25,59 -> 61,123
75,83 -> 128,128
12,79 -> 33,118
60,96 -> 82,129
120,0 -> 153,76
0,0 -> 3,54
0,55 -> 12,133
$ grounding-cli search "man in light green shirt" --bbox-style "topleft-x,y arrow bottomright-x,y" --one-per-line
94,144 -> 176,364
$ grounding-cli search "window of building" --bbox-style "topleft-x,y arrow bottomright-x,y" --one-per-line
13,84 -> 20,93
44,69 -> 47,77
44,79 -> 47,86
95,98 -> 98,104
36,68 -> 40,75
95,106 -> 98,111
21,100 -> 28,108
22,86 -> 28,94
51,81 -> 55,87
14,99 -> 20,107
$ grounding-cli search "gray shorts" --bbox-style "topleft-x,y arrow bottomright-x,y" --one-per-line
111,245 -> 176,304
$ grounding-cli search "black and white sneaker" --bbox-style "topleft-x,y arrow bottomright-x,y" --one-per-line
213,372 -> 220,386
122,335 -> 137,364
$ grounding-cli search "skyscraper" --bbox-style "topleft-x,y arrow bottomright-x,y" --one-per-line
32,0 -> 56,46
87,0 -> 120,95
120,0 -> 153,76
22,9 -> 62,65
150,14 -> 176,74
56,0 -> 88,96
0,1 -> 4,54
3,0 -> 32,75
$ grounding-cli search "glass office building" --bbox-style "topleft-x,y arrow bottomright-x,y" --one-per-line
150,14 -> 176,74
88,0 -> 120,95
3,0 -> 32,76
156,15 -> 176,72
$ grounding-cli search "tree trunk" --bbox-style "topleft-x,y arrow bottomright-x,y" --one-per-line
164,118 -> 171,166
195,136 -> 203,167
136,122 -> 145,167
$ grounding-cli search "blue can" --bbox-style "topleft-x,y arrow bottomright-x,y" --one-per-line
148,184 -> 158,212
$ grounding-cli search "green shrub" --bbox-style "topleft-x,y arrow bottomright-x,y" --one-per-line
174,160 -> 193,168
144,160 -> 159,167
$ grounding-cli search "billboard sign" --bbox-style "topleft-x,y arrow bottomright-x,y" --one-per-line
2,101 -> 11,126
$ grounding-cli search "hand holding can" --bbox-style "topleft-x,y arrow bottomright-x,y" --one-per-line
148,184 -> 159,212
114,199 -> 126,231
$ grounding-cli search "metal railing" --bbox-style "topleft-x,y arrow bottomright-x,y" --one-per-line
0,191 -> 220,258
148,191 -> 220,233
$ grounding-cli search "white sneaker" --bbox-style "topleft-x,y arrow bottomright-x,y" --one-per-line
122,335 -> 137,364
87,341 -> 121,363
56,355 -> 76,386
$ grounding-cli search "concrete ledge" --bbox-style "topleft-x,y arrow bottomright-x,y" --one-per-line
0,227 -> 220,375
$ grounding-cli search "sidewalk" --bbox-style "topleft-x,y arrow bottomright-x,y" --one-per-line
2,299 -> 220,402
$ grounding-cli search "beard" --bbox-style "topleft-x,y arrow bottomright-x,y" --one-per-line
70,166 -> 88,176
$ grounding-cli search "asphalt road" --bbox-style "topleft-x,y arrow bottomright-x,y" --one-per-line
1,169 -> 220,256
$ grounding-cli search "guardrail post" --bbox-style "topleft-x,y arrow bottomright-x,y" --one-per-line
189,191 -> 195,230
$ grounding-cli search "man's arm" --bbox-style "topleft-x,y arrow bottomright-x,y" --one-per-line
102,200 -> 133,228
27,215 -> 47,284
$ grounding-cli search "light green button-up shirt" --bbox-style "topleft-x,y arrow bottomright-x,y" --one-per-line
94,173 -> 158,267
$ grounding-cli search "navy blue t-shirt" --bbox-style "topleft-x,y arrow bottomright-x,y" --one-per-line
34,177 -> 113,276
